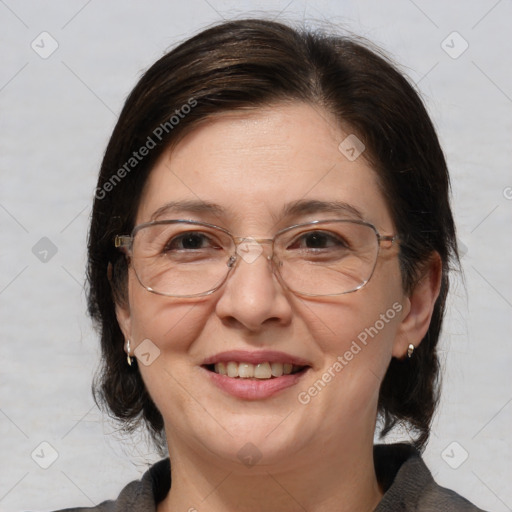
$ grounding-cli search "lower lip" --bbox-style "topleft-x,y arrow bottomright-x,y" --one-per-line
203,367 -> 308,400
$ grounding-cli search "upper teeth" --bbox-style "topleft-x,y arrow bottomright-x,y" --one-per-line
214,362 -> 299,379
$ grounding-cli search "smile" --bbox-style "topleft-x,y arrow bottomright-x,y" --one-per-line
201,350 -> 312,400
208,361 -> 304,379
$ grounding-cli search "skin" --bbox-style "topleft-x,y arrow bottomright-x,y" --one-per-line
116,102 -> 441,512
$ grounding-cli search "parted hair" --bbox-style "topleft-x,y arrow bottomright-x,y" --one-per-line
87,18 -> 458,451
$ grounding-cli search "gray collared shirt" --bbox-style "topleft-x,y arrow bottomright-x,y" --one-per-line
50,443 -> 488,511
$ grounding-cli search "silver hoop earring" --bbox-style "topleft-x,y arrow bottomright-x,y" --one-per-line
126,339 -> 134,366
407,343 -> 415,359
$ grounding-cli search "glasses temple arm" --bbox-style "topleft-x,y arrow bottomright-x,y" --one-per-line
114,235 -> 132,249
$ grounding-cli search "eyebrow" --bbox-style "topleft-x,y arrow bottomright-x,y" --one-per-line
150,200 -> 226,221
281,199 -> 364,220
149,198 -> 364,222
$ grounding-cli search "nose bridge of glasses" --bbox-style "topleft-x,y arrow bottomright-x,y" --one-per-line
233,236 -> 274,245
233,236 -> 274,265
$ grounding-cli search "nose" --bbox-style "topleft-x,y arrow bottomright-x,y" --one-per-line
214,244 -> 293,332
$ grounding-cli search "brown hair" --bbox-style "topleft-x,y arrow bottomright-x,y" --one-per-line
87,18 -> 458,450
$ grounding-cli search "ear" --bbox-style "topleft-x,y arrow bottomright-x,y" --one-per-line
115,300 -> 132,343
392,252 -> 443,359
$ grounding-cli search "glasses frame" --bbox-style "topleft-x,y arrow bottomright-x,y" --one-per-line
115,219 -> 398,298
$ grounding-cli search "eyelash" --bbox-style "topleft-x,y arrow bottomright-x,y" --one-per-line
164,232 -> 219,251
161,230 -> 349,253
289,231 -> 349,250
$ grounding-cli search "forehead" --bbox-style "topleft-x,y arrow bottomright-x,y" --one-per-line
137,102 -> 393,233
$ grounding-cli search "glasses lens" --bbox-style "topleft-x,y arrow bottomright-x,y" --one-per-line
275,221 -> 379,296
132,222 -> 234,297
129,220 -> 381,297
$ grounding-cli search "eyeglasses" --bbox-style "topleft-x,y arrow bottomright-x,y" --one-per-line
115,219 -> 398,298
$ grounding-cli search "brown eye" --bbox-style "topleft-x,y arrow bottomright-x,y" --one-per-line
290,231 -> 349,250
164,232 -> 216,251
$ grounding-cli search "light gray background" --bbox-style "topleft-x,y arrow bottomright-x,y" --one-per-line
1,1 -> 511,511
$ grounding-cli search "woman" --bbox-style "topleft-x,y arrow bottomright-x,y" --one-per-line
65,18 -> 486,511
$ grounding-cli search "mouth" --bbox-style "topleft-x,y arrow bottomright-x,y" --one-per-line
201,350 -> 312,400
203,361 -> 307,379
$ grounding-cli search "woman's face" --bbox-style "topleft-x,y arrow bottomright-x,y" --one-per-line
117,102 -> 415,471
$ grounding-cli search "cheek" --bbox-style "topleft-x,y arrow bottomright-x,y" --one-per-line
297,298 -> 402,425
305,257 -> 404,352
303,294 -> 402,370
125,273 -> 217,427
297,260 -> 405,410
126,270 -> 212,352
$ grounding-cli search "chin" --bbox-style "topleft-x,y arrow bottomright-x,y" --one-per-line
188,413 -> 314,469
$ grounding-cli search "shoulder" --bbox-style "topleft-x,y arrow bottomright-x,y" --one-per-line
48,458 -> 171,512
374,443 -> 488,512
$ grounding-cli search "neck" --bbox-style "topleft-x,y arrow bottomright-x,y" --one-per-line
158,434 -> 383,512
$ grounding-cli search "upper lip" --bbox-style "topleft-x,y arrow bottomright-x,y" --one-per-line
202,350 -> 312,367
